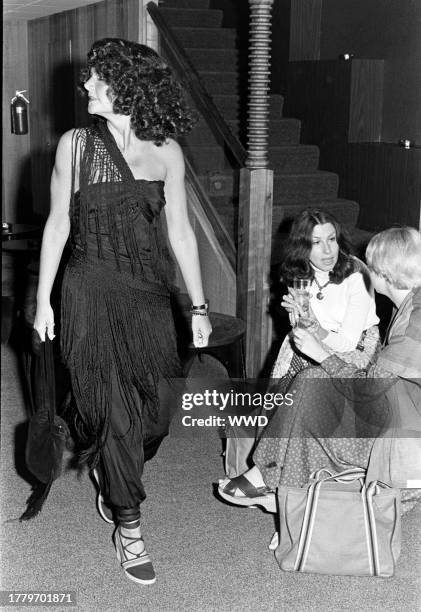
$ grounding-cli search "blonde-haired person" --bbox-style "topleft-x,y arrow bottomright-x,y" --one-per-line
218,227 -> 421,516
365,226 -> 421,290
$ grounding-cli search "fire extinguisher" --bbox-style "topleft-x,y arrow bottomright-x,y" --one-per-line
11,90 -> 30,135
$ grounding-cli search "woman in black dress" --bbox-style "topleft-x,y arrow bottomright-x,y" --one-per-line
34,38 -> 211,585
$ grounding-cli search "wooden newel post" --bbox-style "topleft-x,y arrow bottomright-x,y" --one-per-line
237,0 -> 274,377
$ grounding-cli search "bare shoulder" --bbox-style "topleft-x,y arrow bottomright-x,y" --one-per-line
57,128 -> 79,149
154,139 -> 185,177
55,129 -> 78,164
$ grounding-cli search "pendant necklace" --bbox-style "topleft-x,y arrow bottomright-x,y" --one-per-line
314,277 -> 330,300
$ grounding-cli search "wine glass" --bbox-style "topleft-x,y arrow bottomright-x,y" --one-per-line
292,278 -> 317,331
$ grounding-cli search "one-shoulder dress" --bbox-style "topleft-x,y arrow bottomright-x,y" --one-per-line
61,121 -> 182,508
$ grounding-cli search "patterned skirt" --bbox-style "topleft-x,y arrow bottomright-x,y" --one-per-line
254,326 -> 381,490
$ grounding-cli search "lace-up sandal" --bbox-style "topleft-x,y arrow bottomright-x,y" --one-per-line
113,526 -> 156,585
218,474 -> 276,512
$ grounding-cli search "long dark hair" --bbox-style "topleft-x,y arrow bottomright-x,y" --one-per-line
80,38 -> 196,145
280,209 -> 355,285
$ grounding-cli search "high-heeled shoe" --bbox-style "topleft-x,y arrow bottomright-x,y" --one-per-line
113,526 -> 156,585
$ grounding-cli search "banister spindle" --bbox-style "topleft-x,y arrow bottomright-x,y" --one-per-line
246,0 -> 274,169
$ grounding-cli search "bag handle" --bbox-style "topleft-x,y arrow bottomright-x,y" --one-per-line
362,481 -> 382,575
311,467 -> 366,483
295,473 -> 384,575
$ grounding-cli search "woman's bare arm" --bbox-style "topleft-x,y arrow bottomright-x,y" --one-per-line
34,129 -> 74,340
161,139 -> 211,347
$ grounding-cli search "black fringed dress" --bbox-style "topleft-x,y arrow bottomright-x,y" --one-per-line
61,121 -> 182,508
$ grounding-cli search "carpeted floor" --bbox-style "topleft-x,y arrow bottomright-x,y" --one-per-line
1,344 -> 420,612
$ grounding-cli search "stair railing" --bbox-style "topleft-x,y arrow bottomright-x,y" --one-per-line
146,1 -> 247,169
238,0 -> 274,376
185,158 -> 236,270
147,0 -> 275,376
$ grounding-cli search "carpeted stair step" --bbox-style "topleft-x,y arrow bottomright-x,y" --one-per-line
190,142 -> 319,174
196,166 -> 338,207
274,172 -> 339,205
186,123 -> 225,147
211,95 -> 243,119
188,48 -> 240,72
266,120 -> 302,145
269,146 -> 320,172
173,27 -> 237,49
201,72 -> 241,95
227,119 -> 301,145
211,197 -> 361,250
159,7 -> 223,28
159,0 -> 210,8
201,171 -> 339,208
161,0 -> 362,262
187,117 -> 300,148
272,198 -> 360,231
211,93 -> 284,120
184,146 -> 232,174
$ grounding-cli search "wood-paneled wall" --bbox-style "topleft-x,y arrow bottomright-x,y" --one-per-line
344,143 -> 421,231
285,60 -> 384,146
289,0 -> 322,61
28,0 -> 140,217
286,61 -> 421,232
3,21 -> 31,223
286,0 -> 421,144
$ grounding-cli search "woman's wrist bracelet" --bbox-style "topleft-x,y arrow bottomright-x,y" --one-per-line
191,311 -> 209,317
190,299 -> 209,314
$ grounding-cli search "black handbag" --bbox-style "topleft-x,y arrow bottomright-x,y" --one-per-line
20,335 -> 70,520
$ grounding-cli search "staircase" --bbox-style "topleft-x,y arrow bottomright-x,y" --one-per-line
157,0 -> 370,262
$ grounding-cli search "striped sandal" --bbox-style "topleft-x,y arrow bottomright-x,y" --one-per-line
113,526 -> 156,585
218,474 -> 276,513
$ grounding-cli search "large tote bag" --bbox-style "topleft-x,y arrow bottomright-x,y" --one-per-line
276,468 -> 401,577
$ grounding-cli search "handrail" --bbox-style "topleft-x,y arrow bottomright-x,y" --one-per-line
185,158 -> 236,269
146,1 -> 247,168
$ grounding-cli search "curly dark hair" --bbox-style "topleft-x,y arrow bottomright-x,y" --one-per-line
280,209 -> 356,285
80,38 -> 196,144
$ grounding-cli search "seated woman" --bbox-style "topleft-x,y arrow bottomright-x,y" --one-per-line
223,208 -> 379,481
219,226 -> 421,515
273,208 -> 380,384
